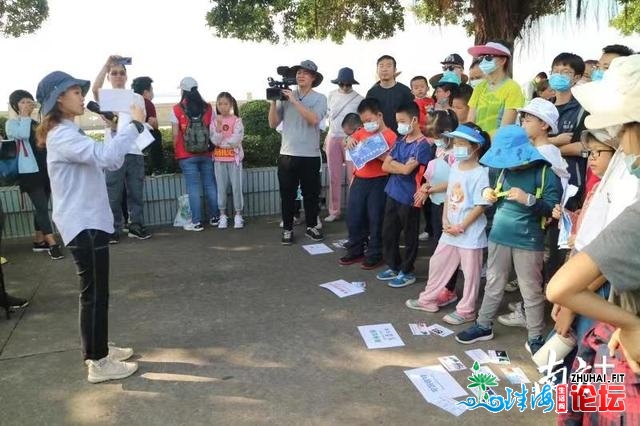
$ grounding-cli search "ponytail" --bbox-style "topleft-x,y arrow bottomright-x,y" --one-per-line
36,107 -> 63,148
216,92 -> 239,117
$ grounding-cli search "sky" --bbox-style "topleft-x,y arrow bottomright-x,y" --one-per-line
1,0 -> 639,110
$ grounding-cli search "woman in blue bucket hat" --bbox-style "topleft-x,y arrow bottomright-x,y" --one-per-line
35,70 -> 150,383
456,124 -> 561,356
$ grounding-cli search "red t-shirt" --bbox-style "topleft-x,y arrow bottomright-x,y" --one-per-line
585,167 -> 601,195
352,127 -> 397,179
144,98 -> 157,121
414,97 -> 435,130
172,103 -> 213,160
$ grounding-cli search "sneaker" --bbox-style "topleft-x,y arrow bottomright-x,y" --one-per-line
505,279 -> 519,293
209,216 -> 220,227
279,217 -> 302,228
108,344 -> 134,362
338,253 -> 365,266
324,214 -> 339,223
455,323 -> 494,344
525,336 -> 546,356
281,230 -> 294,245
234,215 -> 244,229
305,227 -> 324,241
109,233 -> 120,244
218,215 -> 229,229
87,356 -> 138,384
48,244 -> 64,260
497,309 -> 527,328
183,223 -> 204,232
32,241 -> 50,252
418,231 -> 430,241
405,299 -> 438,313
6,295 -> 29,311
315,216 -> 323,230
508,301 -> 522,312
388,272 -> 417,288
443,312 -> 476,325
361,258 -> 384,270
376,269 -> 399,281
436,289 -> 458,307
128,224 -> 151,240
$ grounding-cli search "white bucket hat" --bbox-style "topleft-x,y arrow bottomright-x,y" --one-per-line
517,97 -> 559,134
572,54 -> 640,129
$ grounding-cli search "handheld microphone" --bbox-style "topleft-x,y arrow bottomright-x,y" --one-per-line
86,101 -> 116,122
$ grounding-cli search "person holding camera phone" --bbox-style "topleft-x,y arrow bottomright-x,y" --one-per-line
36,70 -> 150,383
92,55 -> 151,243
268,60 -> 327,245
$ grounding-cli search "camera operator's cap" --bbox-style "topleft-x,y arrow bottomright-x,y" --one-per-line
441,53 -> 465,67
331,67 -> 359,85
36,71 -> 90,116
517,97 -> 559,134
468,42 -> 511,58
572,54 -> 640,129
290,60 -> 324,87
178,76 -> 198,91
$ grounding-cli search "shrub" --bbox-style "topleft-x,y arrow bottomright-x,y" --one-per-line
240,100 -> 279,139
243,134 -> 281,168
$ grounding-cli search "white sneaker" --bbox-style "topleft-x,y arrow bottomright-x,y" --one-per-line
316,216 -> 323,230
183,223 -> 204,232
508,301 -> 522,312
234,215 -> 244,229
418,232 -> 430,241
324,214 -> 339,222
505,279 -> 519,292
108,345 -> 134,362
497,307 -> 527,328
87,356 -> 138,384
218,215 -> 229,229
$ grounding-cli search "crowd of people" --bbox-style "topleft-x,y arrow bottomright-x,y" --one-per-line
0,39 -> 638,424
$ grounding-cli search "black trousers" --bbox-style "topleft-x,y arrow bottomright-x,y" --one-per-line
26,187 -> 53,235
544,223 -> 568,283
278,155 -> 321,231
68,230 -> 110,361
382,197 -> 421,274
421,198 -> 433,234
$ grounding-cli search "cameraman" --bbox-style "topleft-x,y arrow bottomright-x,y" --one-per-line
268,60 -> 327,245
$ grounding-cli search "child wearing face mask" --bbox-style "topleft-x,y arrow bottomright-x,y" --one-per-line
376,102 -> 433,288
406,123 -> 491,325
410,76 -> 434,135
456,125 -> 560,355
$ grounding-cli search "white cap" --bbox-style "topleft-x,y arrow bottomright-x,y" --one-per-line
517,97 -> 559,134
178,76 -> 198,91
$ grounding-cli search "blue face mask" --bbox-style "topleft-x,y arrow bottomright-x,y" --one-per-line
479,59 -> 497,75
453,146 -> 470,161
549,73 -> 572,92
434,138 -> 446,148
469,79 -> 484,88
397,122 -> 412,136
624,153 -> 640,177
364,121 -> 379,133
591,69 -> 605,81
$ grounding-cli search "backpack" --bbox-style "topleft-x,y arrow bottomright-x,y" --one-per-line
494,164 -> 549,229
180,104 -> 210,154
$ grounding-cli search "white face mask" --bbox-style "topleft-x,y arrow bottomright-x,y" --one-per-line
364,121 -> 379,133
469,79 -> 484,88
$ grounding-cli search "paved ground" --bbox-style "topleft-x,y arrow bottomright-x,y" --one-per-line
0,217 -> 557,425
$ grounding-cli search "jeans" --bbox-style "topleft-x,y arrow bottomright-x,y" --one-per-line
382,197 -> 421,274
345,176 -> 387,262
26,187 -> 53,235
179,156 -> 219,224
68,230 -> 110,361
277,155 -> 321,230
106,154 -> 145,231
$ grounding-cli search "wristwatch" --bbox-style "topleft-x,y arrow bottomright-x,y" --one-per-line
131,120 -> 145,134
525,193 -> 536,207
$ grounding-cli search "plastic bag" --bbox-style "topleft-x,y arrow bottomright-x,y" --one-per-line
173,194 -> 192,227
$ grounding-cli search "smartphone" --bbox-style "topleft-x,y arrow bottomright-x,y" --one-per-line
117,57 -> 132,65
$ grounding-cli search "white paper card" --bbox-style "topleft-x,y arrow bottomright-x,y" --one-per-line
98,89 -> 135,113
319,280 -> 365,298
501,366 -> 531,384
488,350 -> 511,365
438,355 -> 467,372
478,365 -> 500,380
558,184 -> 579,249
409,323 -> 430,336
428,396 -> 468,417
427,324 -> 454,337
404,365 -> 468,401
302,243 -> 333,255
135,130 -> 155,151
357,323 -> 405,349
465,349 -> 492,364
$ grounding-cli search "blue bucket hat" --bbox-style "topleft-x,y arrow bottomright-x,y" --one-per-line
331,67 -> 359,85
480,125 -> 549,169
36,71 -> 90,116
443,124 -> 486,145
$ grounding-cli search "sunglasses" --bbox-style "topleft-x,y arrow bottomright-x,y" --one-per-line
110,70 -> 126,76
442,65 -> 461,72
479,54 -> 496,61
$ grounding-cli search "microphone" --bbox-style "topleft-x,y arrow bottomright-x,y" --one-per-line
86,101 -> 116,122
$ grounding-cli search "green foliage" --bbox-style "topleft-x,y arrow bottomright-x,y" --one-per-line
242,134 -> 281,168
239,100 -> 279,138
611,0 -> 640,35
0,0 -> 49,37
0,116 -> 8,138
206,0 -> 404,44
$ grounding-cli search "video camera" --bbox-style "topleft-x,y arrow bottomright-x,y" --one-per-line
266,66 -> 297,101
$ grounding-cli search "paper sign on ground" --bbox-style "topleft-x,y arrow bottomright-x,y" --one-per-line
501,366 -> 531,384
488,350 -> 511,364
302,243 -> 333,255
347,132 -> 389,170
409,323 -> 430,336
98,89 -> 135,112
428,396 -> 468,417
478,365 -> 499,380
319,280 -> 365,298
427,324 -> 454,337
404,365 -> 468,402
358,323 -> 405,349
465,349 -> 492,364
438,355 -> 467,372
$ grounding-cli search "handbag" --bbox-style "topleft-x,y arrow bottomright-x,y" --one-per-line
0,140 -> 19,182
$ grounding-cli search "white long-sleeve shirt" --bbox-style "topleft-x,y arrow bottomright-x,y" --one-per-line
46,119 -> 140,245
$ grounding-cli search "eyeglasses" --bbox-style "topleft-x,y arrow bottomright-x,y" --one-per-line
442,65 -> 461,72
582,149 -> 615,159
550,69 -> 575,77
110,70 -> 126,76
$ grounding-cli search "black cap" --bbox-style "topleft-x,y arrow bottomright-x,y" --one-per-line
441,53 -> 464,67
